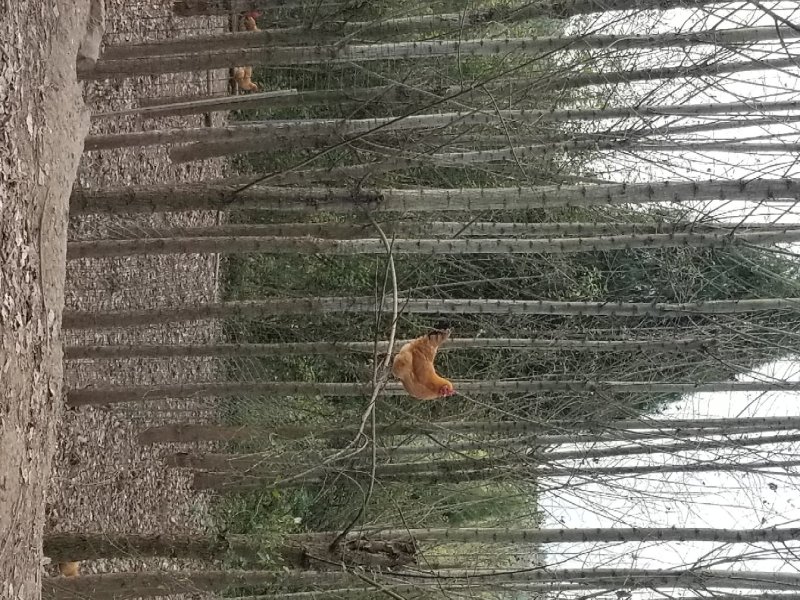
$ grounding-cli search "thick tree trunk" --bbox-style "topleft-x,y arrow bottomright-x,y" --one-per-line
69,178 -> 800,215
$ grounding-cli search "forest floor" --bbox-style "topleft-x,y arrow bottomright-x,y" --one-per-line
1,1 -> 227,598
47,1 -> 227,598
0,1 -> 91,598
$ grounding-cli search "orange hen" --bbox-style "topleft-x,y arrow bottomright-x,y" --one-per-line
240,10 -> 261,31
58,561 -> 80,577
391,329 -> 455,400
232,66 -> 259,92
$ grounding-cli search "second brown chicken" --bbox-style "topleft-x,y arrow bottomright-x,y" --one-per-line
391,329 -> 456,400
232,66 -> 259,92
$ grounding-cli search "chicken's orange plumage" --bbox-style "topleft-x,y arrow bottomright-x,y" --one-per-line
232,66 -> 259,91
58,561 -> 80,577
240,11 -> 261,31
392,329 -> 455,400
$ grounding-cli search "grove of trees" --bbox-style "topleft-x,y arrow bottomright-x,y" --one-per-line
53,0 -> 800,598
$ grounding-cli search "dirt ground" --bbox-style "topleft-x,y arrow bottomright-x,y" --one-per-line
0,1 -> 92,598
50,4 -> 228,600
2,1 -> 228,597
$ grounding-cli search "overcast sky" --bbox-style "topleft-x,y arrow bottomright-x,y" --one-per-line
534,2 -> 800,592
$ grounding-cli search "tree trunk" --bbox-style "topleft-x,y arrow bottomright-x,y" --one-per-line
176,116 -> 800,163
67,378 -> 800,406
174,0 -> 331,16
90,102 -> 763,152
137,414 -> 800,445
41,565 -> 800,598
130,83 -> 403,114
413,567 -> 800,590
84,110 -> 620,154
166,431 -> 800,474
66,228 -> 800,259
81,26 -> 799,78
102,29 -> 337,59
139,422 -> 653,446
62,296 -> 800,330
172,0 -> 722,20
43,532 -> 251,562
56,221 -> 800,241
428,140 -> 800,167
93,98 -> 800,149
542,431 -> 800,463
69,177 -> 800,215
294,525 -> 800,546
123,56 -> 800,116
70,181 -> 384,214
65,335 -> 713,360
193,466 -> 500,489
43,532 -> 415,571
114,5 -> 618,58
560,54 -> 800,91
40,569 -> 341,600
192,457 -> 800,490
92,89 -> 298,120
86,119 -> 376,152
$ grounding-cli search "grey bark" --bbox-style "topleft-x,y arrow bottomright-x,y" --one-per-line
172,0 -> 723,19
137,415 -> 800,445
65,335 -> 712,360
294,525 -> 800,546
80,26 -> 799,78
123,58 -> 800,116
43,532 -> 411,571
56,221 -> 800,241
168,432 -> 800,473
66,228 -> 800,259
193,457 -> 800,490
67,379 -> 800,406
69,177 -> 800,215
91,98 -> 800,152
62,296 -> 800,330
